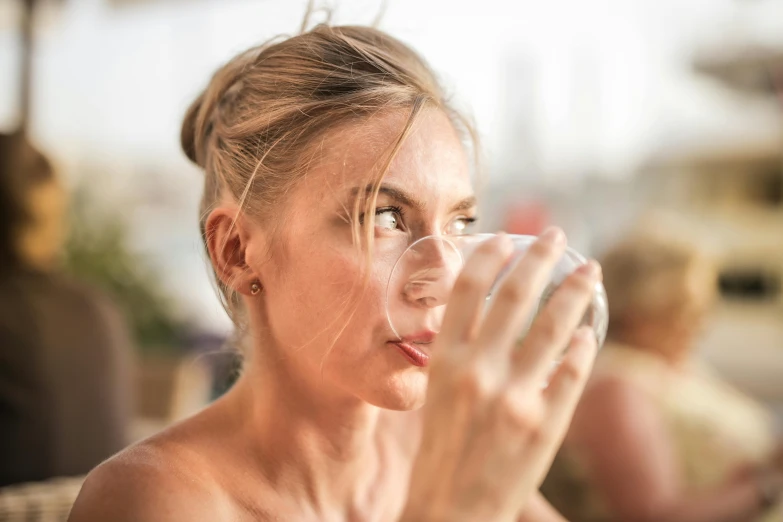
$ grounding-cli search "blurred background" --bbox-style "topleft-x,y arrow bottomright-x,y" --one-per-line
0,0 -> 781,519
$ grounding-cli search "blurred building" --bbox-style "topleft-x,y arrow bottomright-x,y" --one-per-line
646,47 -> 783,417
566,43 -> 783,423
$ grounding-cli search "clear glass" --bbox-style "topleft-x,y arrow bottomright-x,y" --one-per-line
385,233 -> 608,355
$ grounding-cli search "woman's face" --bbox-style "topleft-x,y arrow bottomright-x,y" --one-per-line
246,109 -> 476,410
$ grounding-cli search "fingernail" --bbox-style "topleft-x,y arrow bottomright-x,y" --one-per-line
578,260 -> 601,279
539,226 -> 565,245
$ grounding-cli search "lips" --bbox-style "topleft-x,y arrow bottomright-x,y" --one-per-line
390,341 -> 430,367
388,330 -> 436,367
402,330 -> 436,345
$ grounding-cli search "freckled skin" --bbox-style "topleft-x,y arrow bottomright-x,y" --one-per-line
68,109 -> 482,522
246,109 -> 475,412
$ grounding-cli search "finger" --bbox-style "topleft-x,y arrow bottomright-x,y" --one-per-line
540,326 -> 597,445
476,227 -> 567,359
516,328 -> 597,486
512,260 -> 601,382
495,327 -> 596,488
439,234 -> 514,345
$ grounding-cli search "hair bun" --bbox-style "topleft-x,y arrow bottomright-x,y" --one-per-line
181,92 -> 206,167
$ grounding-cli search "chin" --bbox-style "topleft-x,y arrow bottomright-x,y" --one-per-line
361,371 -> 429,411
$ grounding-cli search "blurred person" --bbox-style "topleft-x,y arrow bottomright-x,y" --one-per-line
541,230 -> 783,522
0,130 -> 132,487
69,21 -> 603,522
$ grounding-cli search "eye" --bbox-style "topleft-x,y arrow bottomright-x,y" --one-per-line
374,207 -> 403,231
447,216 -> 477,235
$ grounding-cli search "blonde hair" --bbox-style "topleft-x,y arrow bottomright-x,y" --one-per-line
600,231 -> 717,339
180,23 -> 476,324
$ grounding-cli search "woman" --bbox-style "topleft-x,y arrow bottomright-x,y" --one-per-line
68,23 -> 602,522
0,131 -> 132,487
542,231 -> 783,522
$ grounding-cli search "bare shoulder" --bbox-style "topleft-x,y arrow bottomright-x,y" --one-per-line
570,374 -> 664,449
68,438 -> 228,522
579,375 -> 656,420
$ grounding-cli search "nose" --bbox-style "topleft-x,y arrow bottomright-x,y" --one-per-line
401,237 -> 462,309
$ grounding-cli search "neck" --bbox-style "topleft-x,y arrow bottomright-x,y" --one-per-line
225,339 -> 385,514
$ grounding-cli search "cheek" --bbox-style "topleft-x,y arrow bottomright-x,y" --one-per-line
263,245 -> 383,349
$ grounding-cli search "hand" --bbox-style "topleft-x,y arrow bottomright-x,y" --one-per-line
401,229 -> 601,522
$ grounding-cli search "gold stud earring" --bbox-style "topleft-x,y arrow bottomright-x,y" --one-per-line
250,281 -> 261,295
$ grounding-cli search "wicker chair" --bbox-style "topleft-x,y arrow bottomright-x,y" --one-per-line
0,476 -> 84,522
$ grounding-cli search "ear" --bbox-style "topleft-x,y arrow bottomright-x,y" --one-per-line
204,205 -> 260,297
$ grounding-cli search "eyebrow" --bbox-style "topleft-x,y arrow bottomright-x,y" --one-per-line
351,184 -> 477,214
